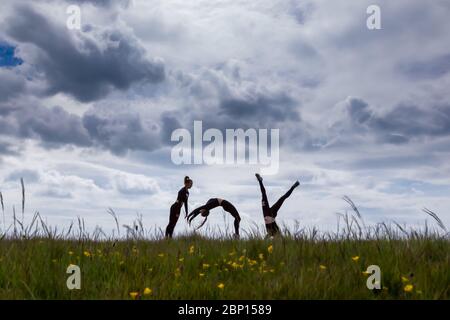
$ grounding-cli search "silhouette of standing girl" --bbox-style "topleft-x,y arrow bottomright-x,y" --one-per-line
165,176 -> 193,238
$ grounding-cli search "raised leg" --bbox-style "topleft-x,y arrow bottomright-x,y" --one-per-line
270,181 -> 299,218
256,174 -> 270,210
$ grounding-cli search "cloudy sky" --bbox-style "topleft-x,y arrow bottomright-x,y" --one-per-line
1,0 -> 449,236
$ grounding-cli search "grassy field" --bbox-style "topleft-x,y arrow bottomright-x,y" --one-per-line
0,187 -> 448,299
0,235 -> 448,299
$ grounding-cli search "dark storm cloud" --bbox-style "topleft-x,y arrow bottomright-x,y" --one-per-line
162,64 -> 304,145
82,112 -> 161,154
370,104 -> 450,142
0,103 -> 92,148
0,99 -> 171,154
5,5 -> 165,102
317,152 -> 441,171
219,93 -> 300,125
166,92 -> 302,149
160,112 -> 182,144
399,53 -> 450,80
349,154 -> 440,170
344,97 -> 450,145
0,70 -> 26,102
0,141 -> 21,156
347,98 -> 372,124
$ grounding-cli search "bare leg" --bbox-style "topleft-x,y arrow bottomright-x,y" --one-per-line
270,181 -> 299,218
234,216 -> 241,237
222,200 -> 241,238
256,174 -> 271,216
165,205 -> 180,238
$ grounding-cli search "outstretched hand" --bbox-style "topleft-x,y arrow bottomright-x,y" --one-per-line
187,209 -> 200,225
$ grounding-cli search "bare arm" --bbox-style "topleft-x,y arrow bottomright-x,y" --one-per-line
187,206 -> 204,225
184,198 -> 189,218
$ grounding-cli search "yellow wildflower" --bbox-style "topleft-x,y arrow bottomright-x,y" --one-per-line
248,259 -> 258,266
189,245 -> 195,254
401,276 -> 409,283
202,263 -> 210,269
351,256 -> 360,262
404,284 -> 414,292
83,251 -> 91,257
143,288 -> 152,295
319,265 -> 327,270
217,283 -> 225,289
129,292 -> 139,299
259,253 -> 264,260
267,245 -> 273,254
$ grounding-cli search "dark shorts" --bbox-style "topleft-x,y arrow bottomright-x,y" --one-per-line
265,220 -> 280,236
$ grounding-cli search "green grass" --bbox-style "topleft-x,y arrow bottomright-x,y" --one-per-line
0,235 -> 448,299
0,188 -> 448,299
